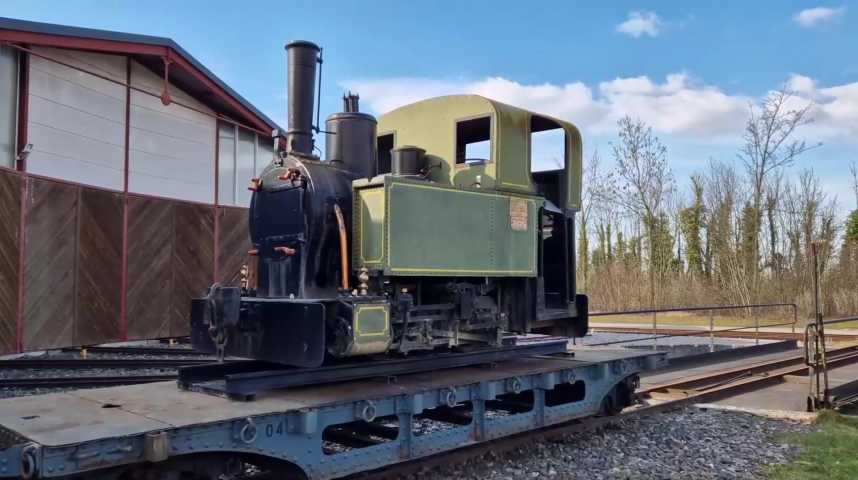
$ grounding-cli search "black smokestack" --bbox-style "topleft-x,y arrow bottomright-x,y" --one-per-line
285,40 -> 320,156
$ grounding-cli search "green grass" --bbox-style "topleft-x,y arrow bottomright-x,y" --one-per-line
767,411 -> 858,480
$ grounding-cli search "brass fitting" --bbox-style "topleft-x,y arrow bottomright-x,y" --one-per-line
358,267 -> 370,296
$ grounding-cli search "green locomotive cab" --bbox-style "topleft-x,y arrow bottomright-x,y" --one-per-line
350,95 -> 587,353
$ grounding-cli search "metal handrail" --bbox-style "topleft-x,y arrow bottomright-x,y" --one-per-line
587,302 -> 799,348
814,315 -> 858,327
590,302 -> 798,318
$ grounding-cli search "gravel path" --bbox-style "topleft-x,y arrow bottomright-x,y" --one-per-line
413,407 -> 812,480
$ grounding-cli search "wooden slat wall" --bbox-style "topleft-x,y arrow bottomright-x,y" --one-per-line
126,195 -> 173,340
7,180 -> 249,350
0,170 -> 21,354
171,203 -> 214,337
23,177 -> 77,350
76,188 -> 122,345
217,206 -> 251,286
0,48 -> 259,352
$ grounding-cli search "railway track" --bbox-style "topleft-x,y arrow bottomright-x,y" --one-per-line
0,358 -> 212,370
351,344 -> 858,480
0,357 -> 211,391
0,374 -> 178,389
60,345 -> 210,356
640,344 -> 858,401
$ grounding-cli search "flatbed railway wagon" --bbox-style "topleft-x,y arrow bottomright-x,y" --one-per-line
0,349 -> 665,479
0,41 -> 669,479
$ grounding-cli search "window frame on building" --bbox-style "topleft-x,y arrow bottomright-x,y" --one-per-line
217,120 -> 275,207
0,45 -> 18,170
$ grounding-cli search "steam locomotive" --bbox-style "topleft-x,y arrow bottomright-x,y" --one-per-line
190,41 -> 588,367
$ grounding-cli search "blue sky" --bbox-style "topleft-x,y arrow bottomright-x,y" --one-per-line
3,1 -> 856,210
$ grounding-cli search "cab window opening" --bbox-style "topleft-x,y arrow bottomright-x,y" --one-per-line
530,116 -> 566,173
529,116 -> 567,208
455,116 -> 491,165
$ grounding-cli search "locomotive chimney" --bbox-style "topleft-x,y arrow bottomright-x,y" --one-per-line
284,40 -> 320,156
343,92 -> 359,113
325,91 -> 377,178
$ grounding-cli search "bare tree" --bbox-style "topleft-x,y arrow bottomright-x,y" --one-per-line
737,87 -> 816,301
577,149 -> 619,290
577,150 -> 598,291
850,161 -> 858,209
739,88 -> 819,270
612,116 -> 675,271
612,116 -> 674,317
612,116 -> 673,222
739,88 -> 816,213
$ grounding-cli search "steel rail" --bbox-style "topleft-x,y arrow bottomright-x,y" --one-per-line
60,345 -> 211,356
180,338 -> 571,400
0,375 -> 177,390
0,358 -> 212,370
653,340 -> 800,373
350,344 -> 858,480
816,315 -> 858,327
641,345 -> 858,396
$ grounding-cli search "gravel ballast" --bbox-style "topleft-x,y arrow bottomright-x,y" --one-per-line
412,407 -> 813,480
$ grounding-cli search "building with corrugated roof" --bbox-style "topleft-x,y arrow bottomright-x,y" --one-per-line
0,17 -> 270,353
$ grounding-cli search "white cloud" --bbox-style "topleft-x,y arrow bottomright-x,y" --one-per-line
616,11 -> 662,38
785,74 -> 858,139
597,73 -> 749,137
793,6 -> 846,27
345,73 -> 749,140
343,73 -> 858,144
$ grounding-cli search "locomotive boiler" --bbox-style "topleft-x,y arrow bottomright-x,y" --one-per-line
190,41 -> 589,367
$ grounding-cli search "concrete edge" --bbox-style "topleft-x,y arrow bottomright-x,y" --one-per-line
694,403 -> 817,423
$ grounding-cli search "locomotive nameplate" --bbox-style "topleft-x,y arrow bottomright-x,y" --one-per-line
509,198 -> 528,231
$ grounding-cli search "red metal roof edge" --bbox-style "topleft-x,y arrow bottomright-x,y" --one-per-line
0,16 -> 278,135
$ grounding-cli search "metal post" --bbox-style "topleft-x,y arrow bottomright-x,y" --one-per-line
709,310 -> 715,353
792,304 -> 797,335
754,313 -> 759,346
806,242 -> 830,411
652,312 -> 658,350
812,243 -> 829,408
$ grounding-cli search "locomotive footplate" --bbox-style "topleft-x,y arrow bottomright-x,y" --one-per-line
179,335 -> 569,400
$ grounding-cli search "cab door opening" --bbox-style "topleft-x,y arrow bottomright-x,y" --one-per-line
530,116 -> 569,311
